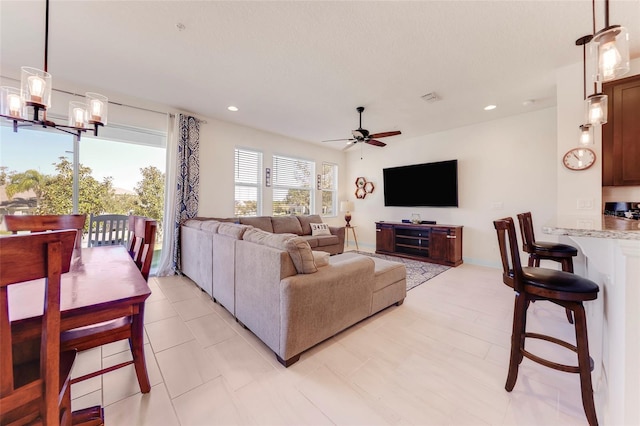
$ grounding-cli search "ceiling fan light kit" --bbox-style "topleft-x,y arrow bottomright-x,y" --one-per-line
0,0 -> 108,139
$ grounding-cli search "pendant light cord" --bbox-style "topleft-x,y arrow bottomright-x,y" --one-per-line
592,0 -> 597,95
583,44 -> 587,100
44,0 -> 49,73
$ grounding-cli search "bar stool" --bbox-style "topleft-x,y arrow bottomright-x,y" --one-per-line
494,217 -> 599,426
517,211 -> 578,323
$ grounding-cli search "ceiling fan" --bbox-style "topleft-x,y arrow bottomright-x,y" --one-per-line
323,106 -> 401,149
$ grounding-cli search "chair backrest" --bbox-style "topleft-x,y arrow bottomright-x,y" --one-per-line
493,217 -> 524,293
87,214 -> 129,247
516,212 -> 536,254
0,230 -> 76,426
4,214 -> 87,249
127,216 -> 157,281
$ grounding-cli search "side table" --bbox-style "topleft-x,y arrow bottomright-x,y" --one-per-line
345,225 -> 359,251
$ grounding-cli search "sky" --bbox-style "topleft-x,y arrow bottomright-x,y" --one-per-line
0,125 -> 166,191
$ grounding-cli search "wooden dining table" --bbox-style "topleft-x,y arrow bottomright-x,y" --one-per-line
8,245 -> 152,393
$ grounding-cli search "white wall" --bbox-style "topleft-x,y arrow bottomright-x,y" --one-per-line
343,107 -> 558,267
197,118 -> 346,226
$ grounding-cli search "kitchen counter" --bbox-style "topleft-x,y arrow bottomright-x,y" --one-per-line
542,214 -> 640,240
543,217 -> 640,425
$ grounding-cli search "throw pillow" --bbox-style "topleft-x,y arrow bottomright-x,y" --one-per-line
285,237 -> 318,274
312,250 -> 330,267
310,223 -> 331,236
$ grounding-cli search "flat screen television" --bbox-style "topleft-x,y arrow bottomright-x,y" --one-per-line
383,160 -> 458,207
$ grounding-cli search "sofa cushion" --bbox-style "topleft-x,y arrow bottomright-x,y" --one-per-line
285,237 -> 317,274
183,219 -> 206,229
299,236 -> 319,248
243,228 -> 296,248
200,221 -> 221,233
316,235 -> 339,247
272,216 -> 303,235
310,223 -> 331,236
218,223 -> 250,239
312,250 -> 330,267
297,215 -> 323,235
239,216 -> 274,233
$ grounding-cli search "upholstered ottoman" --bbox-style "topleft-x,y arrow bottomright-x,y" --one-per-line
330,252 -> 406,314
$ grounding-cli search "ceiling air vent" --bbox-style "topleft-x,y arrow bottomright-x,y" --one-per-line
421,92 -> 440,103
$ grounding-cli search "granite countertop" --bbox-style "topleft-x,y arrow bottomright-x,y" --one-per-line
542,215 -> 640,240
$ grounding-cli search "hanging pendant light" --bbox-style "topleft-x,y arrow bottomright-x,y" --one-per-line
586,93 -> 608,125
576,34 -> 602,138
579,124 -> 594,146
592,0 -> 630,82
0,0 -> 107,139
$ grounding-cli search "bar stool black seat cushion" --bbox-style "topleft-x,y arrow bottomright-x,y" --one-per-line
532,242 -> 578,256
521,267 -> 599,300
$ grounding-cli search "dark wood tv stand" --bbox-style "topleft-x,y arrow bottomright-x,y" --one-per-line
375,222 -> 463,267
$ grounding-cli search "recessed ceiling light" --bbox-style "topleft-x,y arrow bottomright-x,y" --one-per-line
522,99 -> 535,107
484,104 -> 497,111
227,106 -> 238,112
176,23 -> 186,31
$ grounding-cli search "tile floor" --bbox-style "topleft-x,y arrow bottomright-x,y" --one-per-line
70,262 -> 591,425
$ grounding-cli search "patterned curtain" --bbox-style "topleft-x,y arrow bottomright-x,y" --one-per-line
172,115 -> 200,272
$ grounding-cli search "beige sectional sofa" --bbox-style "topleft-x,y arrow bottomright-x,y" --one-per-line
193,214 -> 345,255
179,216 -> 407,366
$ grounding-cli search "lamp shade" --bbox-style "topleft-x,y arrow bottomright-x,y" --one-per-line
20,66 -> 52,108
586,93 -> 608,125
340,201 -> 354,212
86,92 -> 108,125
1,86 -> 24,118
69,101 -> 87,128
579,124 -> 594,145
593,25 -> 630,82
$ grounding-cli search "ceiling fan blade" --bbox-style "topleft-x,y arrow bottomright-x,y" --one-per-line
342,142 -> 356,151
366,139 -> 387,147
322,138 -> 355,142
368,130 -> 401,139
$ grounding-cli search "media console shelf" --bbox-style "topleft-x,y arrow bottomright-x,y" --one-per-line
375,222 -> 463,267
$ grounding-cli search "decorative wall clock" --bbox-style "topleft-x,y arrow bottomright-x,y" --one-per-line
563,148 -> 596,171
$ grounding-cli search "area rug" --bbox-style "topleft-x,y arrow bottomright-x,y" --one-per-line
350,251 -> 451,291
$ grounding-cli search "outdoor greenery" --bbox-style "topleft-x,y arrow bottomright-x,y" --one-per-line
3,157 -> 165,234
235,200 -> 257,216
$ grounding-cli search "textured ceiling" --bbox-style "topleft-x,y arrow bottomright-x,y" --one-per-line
1,0 -> 639,149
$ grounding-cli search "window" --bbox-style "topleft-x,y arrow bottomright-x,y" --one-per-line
0,124 -> 166,249
321,162 -> 338,216
272,155 -> 314,216
234,148 -> 262,216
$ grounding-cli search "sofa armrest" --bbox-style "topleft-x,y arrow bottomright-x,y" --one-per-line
329,226 -> 345,250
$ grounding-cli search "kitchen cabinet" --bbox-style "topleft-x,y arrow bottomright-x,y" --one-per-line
602,74 -> 640,186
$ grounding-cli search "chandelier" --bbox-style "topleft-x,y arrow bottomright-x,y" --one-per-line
0,0 -> 107,139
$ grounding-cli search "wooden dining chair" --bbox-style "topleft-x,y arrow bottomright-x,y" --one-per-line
0,230 -> 77,426
494,217 -> 599,426
87,214 -> 129,247
61,216 -> 157,390
4,214 -> 87,250
127,215 -> 158,281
